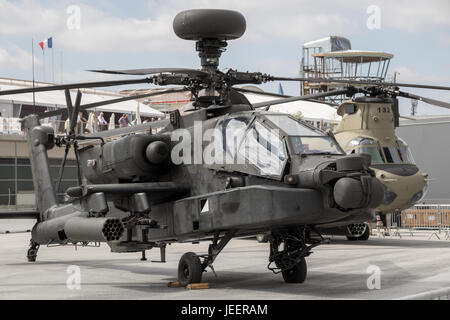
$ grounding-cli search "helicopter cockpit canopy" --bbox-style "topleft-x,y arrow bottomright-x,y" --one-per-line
211,113 -> 345,179
263,114 -> 344,156
348,136 -> 416,165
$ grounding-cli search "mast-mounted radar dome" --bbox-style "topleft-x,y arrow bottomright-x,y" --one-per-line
173,9 -> 246,41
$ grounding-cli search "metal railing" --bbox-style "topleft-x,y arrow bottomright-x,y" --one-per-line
384,205 -> 450,240
0,117 -> 155,136
399,287 -> 450,300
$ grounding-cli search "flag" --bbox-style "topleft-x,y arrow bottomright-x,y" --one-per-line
38,37 -> 53,51
278,83 -> 284,95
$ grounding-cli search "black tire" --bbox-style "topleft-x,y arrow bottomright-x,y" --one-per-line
358,225 -> 370,241
346,236 -> 358,241
178,252 -> 203,286
282,257 -> 307,283
27,249 -> 37,262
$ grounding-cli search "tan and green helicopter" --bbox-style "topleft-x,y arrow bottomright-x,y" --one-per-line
331,94 -> 428,239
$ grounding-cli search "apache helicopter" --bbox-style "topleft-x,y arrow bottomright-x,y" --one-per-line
2,8 -> 444,286
240,81 -> 449,242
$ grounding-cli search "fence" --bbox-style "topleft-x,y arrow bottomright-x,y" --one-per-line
399,287 -> 450,300
386,204 -> 450,240
0,118 -> 145,136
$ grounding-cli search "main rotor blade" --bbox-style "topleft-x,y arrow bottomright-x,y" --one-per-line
397,91 -> 450,109
89,68 -> 208,77
234,87 -> 339,106
234,87 -> 289,98
271,77 -> 450,91
40,87 -> 190,119
0,78 -> 153,96
252,89 -> 351,109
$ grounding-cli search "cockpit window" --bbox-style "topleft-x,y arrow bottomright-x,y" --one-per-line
383,146 -> 402,164
238,121 -> 287,177
397,139 -> 415,164
265,115 -> 321,136
350,137 -> 384,164
290,136 -> 344,155
215,117 -> 249,163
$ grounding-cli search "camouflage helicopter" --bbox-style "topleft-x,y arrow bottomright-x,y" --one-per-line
241,79 -> 450,242
4,8 -> 433,286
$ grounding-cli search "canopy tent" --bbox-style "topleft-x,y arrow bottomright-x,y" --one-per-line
243,92 -> 341,122
313,50 -> 394,63
0,79 -> 164,118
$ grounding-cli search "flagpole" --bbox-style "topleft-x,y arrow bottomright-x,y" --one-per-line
51,44 -> 54,83
43,47 -> 46,82
60,51 -> 63,84
31,38 -> 36,113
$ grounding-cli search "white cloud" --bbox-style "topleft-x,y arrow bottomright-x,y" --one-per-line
439,36 -> 450,46
392,66 -> 450,85
392,66 -> 450,116
1,0 -> 449,56
0,45 -> 42,71
0,0 -> 188,53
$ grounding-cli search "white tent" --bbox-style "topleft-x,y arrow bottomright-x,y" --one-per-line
0,80 -> 164,118
136,102 -> 142,125
243,92 -> 341,122
108,113 -> 116,130
86,112 -> 94,133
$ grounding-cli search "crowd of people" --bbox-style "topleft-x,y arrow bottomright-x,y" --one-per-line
74,111 -> 159,135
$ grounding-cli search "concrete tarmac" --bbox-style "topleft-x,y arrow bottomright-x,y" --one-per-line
0,223 -> 449,300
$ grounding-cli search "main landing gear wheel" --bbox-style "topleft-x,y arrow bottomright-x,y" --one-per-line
177,252 -> 203,286
282,257 -> 307,283
358,225 -> 370,241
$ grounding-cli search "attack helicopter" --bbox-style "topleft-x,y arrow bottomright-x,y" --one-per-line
3,8 -> 435,286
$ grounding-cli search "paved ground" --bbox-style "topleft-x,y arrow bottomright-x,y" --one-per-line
0,220 -> 449,300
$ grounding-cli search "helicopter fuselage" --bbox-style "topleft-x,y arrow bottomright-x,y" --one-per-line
334,99 -> 428,215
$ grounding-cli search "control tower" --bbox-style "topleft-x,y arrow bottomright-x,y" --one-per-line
300,36 -> 394,104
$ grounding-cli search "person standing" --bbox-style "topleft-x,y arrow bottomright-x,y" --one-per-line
92,111 -> 99,133
118,114 -> 129,128
76,112 -> 87,135
98,112 -> 108,131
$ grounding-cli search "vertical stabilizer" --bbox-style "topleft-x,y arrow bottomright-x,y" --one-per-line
23,115 -> 58,220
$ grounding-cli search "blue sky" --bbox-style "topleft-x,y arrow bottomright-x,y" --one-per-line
0,0 -> 449,115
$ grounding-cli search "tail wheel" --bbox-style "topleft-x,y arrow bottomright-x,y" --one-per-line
282,257 -> 307,283
177,252 -> 203,286
27,242 -> 39,262
27,248 -> 38,262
